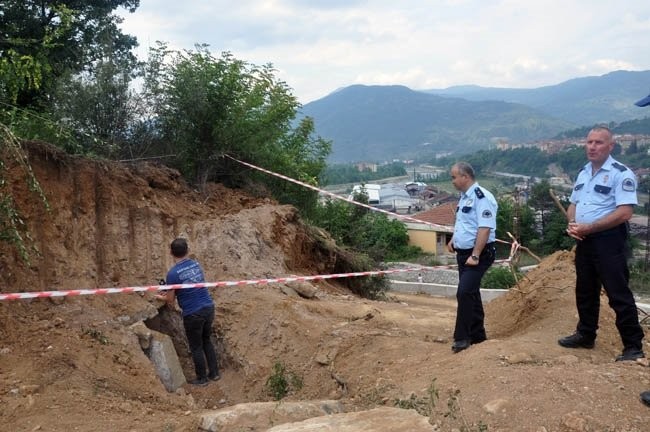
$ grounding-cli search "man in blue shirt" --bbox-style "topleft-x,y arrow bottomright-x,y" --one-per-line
157,238 -> 220,386
446,162 -> 498,353
559,126 -> 645,362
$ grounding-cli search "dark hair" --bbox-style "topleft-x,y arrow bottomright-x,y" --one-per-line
170,238 -> 188,258
453,161 -> 475,180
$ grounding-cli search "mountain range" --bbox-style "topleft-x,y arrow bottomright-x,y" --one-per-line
300,70 -> 650,163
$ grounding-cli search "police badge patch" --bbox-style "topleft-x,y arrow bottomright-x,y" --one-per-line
622,178 -> 635,192
482,210 -> 492,218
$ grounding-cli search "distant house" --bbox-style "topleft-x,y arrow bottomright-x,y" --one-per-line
355,162 -> 377,172
404,202 -> 456,255
349,184 -> 381,205
378,184 -> 417,213
349,183 -> 420,212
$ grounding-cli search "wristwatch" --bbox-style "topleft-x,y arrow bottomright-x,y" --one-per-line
471,255 -> 479,261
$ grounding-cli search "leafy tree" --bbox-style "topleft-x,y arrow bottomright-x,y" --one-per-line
496,196 -> 536,251
307,198 -> 354,245
308,189 -> 420,263
349,211 -> 421,262
0,0 -> 140,109
482,266 -> 521,289
627,140 -> 638,154
51,56 -> 140,157
553,146 -> 586,179
528,180 -> 554,236
539,210 -> 575,254
143,44 -> 330,204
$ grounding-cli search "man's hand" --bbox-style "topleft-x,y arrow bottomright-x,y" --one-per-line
465,255 -> 479,266
566,222 -> 585,241
446,241 -> 455,254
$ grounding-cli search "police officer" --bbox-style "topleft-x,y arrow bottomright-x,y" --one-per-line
558,126 -> 645,362
446,162 -> 497,353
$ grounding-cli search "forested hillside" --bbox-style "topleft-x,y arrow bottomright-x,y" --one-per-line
425,70 -> 650,125
301,85 -> 572,162
556,116 -> 650,139
437,145 -> 650,181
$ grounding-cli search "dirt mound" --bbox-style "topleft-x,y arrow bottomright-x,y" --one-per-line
487,250 -> 624,352
1,142 -> 649,431
488,250 -> 577,338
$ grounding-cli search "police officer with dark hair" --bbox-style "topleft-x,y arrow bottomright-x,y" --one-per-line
558,126 -> 645,362
446,162 -> 498,353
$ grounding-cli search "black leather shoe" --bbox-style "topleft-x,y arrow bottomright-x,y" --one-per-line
641,391 -> 650,406
452,340 -> 471,353
615,348 -> 645,362
558,332 -> 595,349
209,373 -> 221,381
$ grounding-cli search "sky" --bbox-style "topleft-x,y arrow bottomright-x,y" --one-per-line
118,0 -> 650,104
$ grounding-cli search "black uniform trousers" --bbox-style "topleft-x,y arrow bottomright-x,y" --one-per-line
574,226 -> 644,350
453,244 -> 495,342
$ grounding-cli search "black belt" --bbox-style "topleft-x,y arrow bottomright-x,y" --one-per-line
455,242 -> 495,254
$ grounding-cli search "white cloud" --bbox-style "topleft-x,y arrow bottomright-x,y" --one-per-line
118,0 -> 650,103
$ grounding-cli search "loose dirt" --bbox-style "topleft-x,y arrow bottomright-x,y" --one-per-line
0,141 -> 649,431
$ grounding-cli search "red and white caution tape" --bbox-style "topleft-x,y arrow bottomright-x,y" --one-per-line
226,155 -> 514,246
0,257 -> 516,302
0,159 -> 520,302
0,267 -> 422,301
226,155 -> 453,231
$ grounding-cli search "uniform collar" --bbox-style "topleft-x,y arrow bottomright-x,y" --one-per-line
462,182 -> 479,198
584,155 -> 615,174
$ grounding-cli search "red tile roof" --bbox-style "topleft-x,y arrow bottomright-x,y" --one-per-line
411,201 -> 456,226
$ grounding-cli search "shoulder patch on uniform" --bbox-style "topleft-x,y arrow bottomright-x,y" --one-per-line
612,162 -> 627,172
622,178 -> 636,192
481,209 -> 492,218
474,187 -> 485,199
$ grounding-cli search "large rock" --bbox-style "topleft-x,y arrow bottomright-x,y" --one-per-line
264,407 -> 433,432
199,400 -> 344,432
130,322 -> 186,392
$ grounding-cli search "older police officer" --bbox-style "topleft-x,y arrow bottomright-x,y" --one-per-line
559,126 -> 645,362
446,162 -> 498,353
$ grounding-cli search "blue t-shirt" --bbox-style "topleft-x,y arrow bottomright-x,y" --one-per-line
570,156 -> 637,224
453,183 -> 498,249
166,258 -> 214,316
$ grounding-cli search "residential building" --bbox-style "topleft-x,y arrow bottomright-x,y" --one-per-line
404,202 -> 456,255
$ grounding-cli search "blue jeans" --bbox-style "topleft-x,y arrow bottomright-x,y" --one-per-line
183,305 -> 219,380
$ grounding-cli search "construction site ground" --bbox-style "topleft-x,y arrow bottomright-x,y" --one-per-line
0,141 -> 649,431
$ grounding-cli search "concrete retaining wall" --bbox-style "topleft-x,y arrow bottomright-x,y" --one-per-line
389,280 -> 507,303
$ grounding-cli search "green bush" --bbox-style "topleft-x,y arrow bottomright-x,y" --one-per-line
265,361 -> 303,401
307,198 -> 422,263
481,266 -> 520,289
